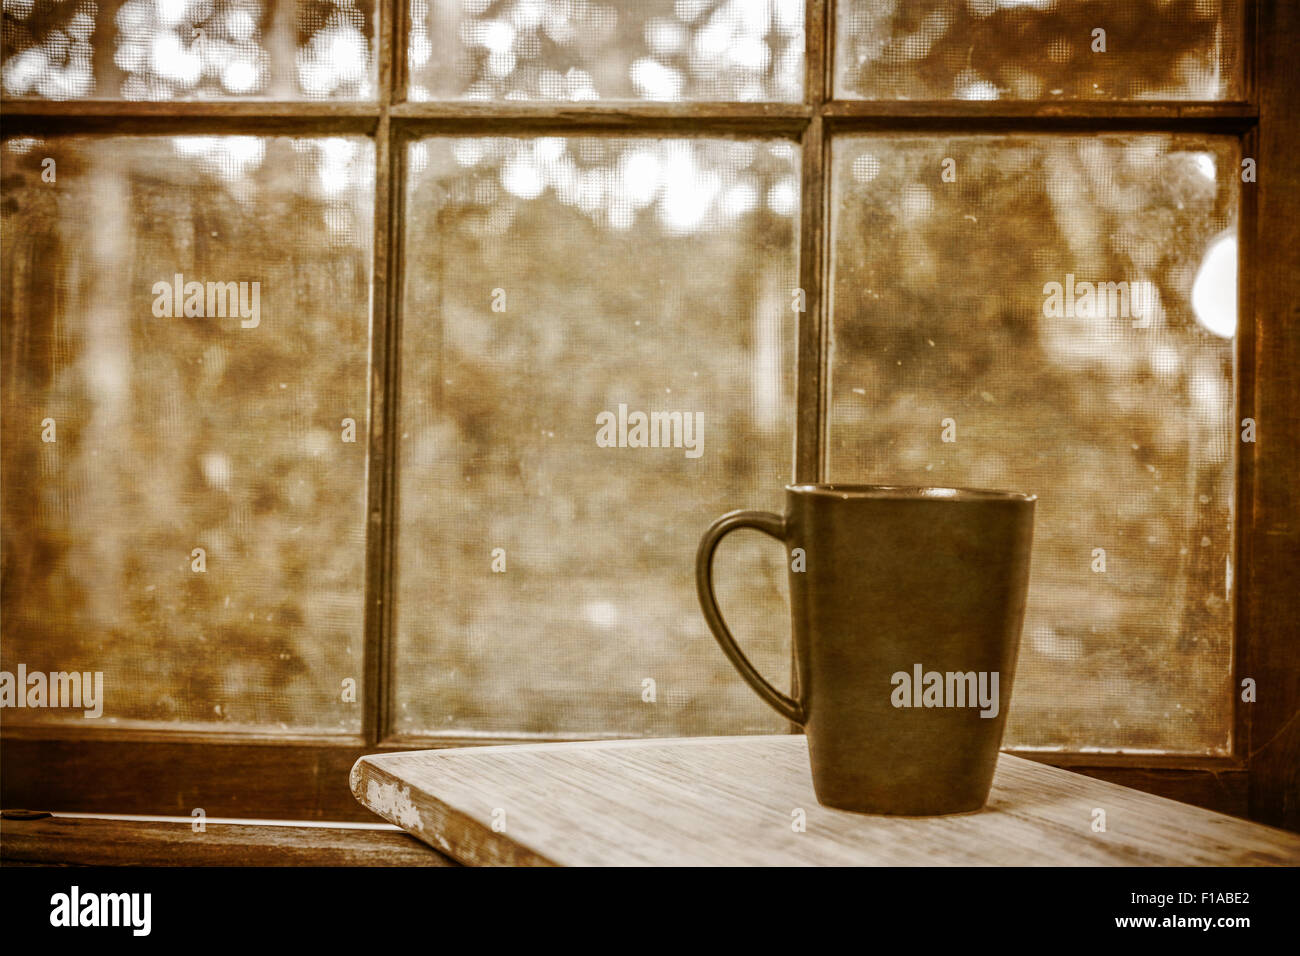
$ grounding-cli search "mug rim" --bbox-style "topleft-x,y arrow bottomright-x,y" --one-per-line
786,483 -> 1036,502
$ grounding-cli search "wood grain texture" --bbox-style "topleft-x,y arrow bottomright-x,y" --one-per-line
352,735 -> 1300,866
0,733 -> 378,822
0,816 -> 455,867
1061,766 -> 1248,820
1246,0 -> 1300,833
2,729 -> 1255,824
794,0 -> 826,485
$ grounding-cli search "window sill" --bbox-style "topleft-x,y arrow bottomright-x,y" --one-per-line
0,814 -> 456,867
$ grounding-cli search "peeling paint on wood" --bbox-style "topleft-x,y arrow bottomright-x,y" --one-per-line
361,777 -> 423,833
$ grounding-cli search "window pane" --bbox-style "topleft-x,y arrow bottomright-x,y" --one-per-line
395,135 -> 799,736
408,0 -> 804,102
2,0 -> 376,99
835,0 -> 1241,100
828,134 -> 1237,753
1,135 -> 373,731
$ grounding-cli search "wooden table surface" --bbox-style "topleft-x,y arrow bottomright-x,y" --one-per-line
352,735 -> 1300,866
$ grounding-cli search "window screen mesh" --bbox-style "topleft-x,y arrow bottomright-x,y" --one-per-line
2,0 -> 376,99
1,135 -> 373,730
828,134 -> 1237,753
835,0 -> 1242,101
393,135 -> 799,736
407,0 -> 804,102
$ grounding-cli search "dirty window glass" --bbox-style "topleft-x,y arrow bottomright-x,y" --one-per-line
1,134 -> 373,730
393,135 -> 800,736
408,0 -> 804,102
835,0 -> 1242,101
828,134 -> 1237,753
2,0 -> 376,99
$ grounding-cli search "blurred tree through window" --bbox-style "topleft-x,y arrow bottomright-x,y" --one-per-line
829,135 -> 1237,752
1,0 -> 1246,757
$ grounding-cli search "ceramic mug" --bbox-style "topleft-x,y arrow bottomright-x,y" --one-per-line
696,484 -> 1036,814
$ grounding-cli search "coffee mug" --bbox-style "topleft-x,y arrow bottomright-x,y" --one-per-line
696,484 -> 1035,815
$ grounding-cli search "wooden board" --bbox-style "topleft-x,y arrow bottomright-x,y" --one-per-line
351,735 -> 1300,866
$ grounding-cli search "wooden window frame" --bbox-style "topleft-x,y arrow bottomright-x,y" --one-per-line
3,0 -> 1296,829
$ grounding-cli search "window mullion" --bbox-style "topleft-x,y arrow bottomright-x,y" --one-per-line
363,0 -> 402,745
797,0 -> 829,484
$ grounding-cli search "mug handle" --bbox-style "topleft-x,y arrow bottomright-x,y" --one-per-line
695,510 -> 806,726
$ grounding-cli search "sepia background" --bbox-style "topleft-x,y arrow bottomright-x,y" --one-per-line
3,1 -> 1242,755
